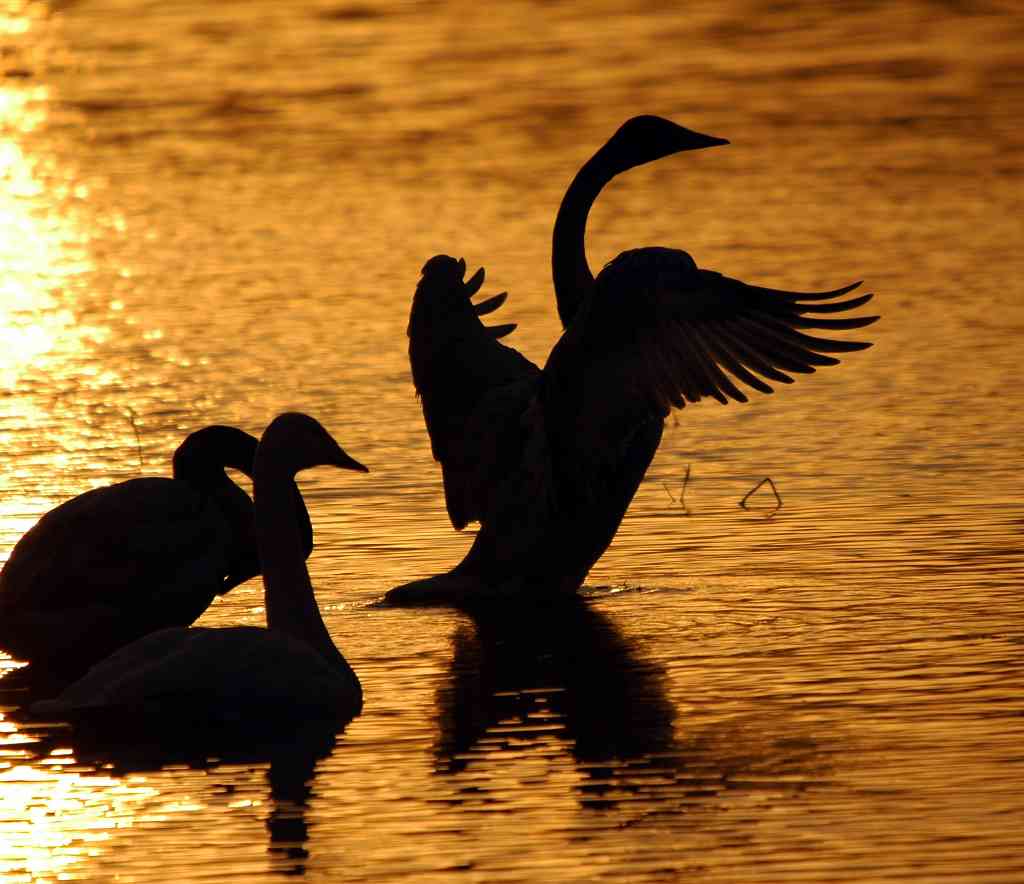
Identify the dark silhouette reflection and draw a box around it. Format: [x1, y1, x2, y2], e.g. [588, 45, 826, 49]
[435, 594, 679, 810]
[387, 115, 877, 606]
[265, 747, 318, 873]
[19, 713, 343, 879]
[435, 593, 833, 818]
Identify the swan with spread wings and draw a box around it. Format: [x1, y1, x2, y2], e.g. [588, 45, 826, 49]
[386, 116, 878, 605]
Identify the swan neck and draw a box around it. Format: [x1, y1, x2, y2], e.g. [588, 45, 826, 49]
[254, 462, 350, 674]
[552, 152, 615, 328]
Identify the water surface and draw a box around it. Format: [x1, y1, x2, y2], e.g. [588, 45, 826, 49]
[1, 1, 1022, 881]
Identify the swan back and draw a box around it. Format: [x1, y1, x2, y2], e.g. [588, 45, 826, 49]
[30, 626, 354, 720]
[0, 426, 267, 672]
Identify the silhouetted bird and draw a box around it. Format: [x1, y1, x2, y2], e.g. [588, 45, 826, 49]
[0, 424, 313, 676]
[29, 413, 367, 731]
[387, 116, 878, 605]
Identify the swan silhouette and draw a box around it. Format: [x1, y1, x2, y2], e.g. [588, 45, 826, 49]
[387, 116, 878, 605]
[0, 425, 313, 676]
[30, 412, 367, 729]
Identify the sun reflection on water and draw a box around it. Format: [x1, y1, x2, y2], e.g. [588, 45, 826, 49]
[0, 7, 151, 880]
[0, 3, 144, 514]
[0, 0, 1019, 878]
[0, 113, 99, 393]
[0, 720, 159, 883]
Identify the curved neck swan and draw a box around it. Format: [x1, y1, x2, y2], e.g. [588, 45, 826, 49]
[551, 115, 728, 329]
[172, 425, 258, 484]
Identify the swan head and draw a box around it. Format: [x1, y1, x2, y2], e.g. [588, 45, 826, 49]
[173, 425, 259, 480]
[602, 115, 728, 172]
[256, 413, 369, 477]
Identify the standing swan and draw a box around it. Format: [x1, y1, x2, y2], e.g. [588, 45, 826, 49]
[30, 413, 368, 728]
[0, 425, 313, 676]
[387, 116, 878, 605]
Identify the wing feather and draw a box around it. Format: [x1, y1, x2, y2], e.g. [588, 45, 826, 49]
[711, 321, 797, 384]
[734, 279, 864, 302]
[751, 314, 875, 354]
[731, 316, 827, 372]
[408, 257, 541, 530]
[692, 327, 770, 395]
[795, 292, 874, 314]
[542, 248, 877, 481]
[688, 325, 749, 402]
[674, 324, 731, 404]
[788, 314, 877, 331]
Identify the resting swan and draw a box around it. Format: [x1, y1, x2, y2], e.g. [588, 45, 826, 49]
[30, 412, 367, 728]
[0, 425, 313, 676]
[387, 116, 878, 605]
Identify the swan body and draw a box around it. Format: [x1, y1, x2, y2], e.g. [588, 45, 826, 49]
[31, 412, 367, 726]
[30, 627, 354, 728]
[0, 425, 313, 675]
[387, 116, 878, 605]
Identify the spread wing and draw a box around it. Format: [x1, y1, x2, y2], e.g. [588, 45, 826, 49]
[409, 257, 542, 530]
[542, 247, 878, 478]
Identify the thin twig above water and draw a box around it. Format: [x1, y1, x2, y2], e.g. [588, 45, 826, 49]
[125, 408, 143, 474]
[663, 464, 691, 514]
[740, 477, 782, 516]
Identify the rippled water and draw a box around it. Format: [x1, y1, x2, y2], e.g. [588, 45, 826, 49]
[0, 0, 1022, 880]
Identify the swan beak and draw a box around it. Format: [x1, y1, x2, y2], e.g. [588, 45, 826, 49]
[334, 451, 370, 473]
[473, 291, 507, 316]
[689, 131, 729, 149]
[464, 266, 485, 297]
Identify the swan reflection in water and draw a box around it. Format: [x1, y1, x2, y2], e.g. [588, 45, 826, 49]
[434, 592, 829, 816]
[434, 593, 677, 810]
[7, 710, 342, 878]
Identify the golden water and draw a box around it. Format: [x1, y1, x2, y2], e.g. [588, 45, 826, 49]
[0, 0, 1022, 880]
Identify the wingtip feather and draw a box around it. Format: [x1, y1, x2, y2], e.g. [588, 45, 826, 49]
[488, 323, 517, 339]
[473, 291, 508, 316]
[464, 267, 485, 297]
